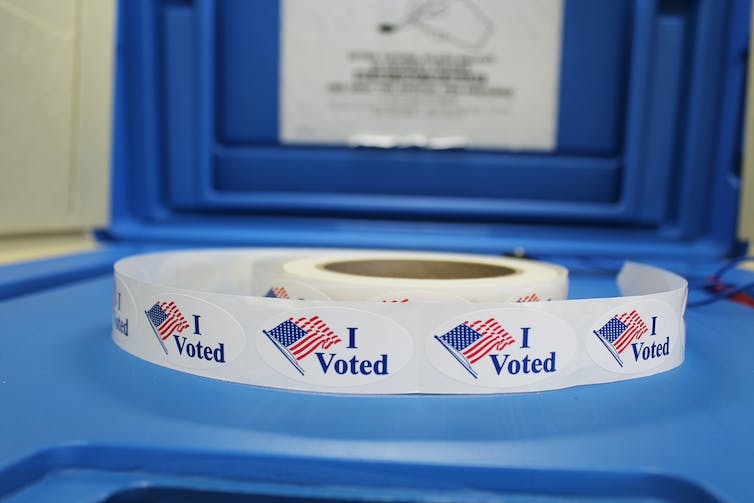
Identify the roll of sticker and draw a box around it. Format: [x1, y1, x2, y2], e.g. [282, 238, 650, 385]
[251, 249, 568, 303]
[112, 248, 688, 395]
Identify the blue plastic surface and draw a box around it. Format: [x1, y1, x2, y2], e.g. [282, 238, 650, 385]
[2, 0, 753, 500]
[0, 257, 753, 502]
[108, 0, 749, 258]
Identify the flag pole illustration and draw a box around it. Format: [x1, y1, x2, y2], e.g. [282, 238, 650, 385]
[435, 318, 515, 379]
[263, 316, 342, 376]
[593, 310, 648, 367]
[145, 301, 190, 354]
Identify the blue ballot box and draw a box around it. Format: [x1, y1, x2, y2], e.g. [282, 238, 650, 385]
[1, 0, 754, 501]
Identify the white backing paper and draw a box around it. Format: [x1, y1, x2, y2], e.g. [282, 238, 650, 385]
[113, 249, 688, 395]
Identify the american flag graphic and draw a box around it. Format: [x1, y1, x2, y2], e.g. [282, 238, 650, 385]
[435, 318, 515, 378]
[264, 287, 290, 299]
[264, 316, 342, 375]
[517, 293, 540, 303]
[593, 310, 648, 367]
[145, 301, 190, 354]
[146, 301, 190, 339]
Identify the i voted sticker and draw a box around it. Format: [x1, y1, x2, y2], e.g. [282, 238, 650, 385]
[427, 308, 577, 388]
[257, 308, 413, 387]
[587, 299, 680, 374]
[143, 294, 245, 369]
[112, 276, 137, 343]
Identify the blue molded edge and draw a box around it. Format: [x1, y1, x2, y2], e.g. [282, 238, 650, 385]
[0, 444, 725, 502]
[555, 0, 630, 154]
[0, 247, 135, 301]
[108, 0, 750, 260]
[102, 215, 742, 262]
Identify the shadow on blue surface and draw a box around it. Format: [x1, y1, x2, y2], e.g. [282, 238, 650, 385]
[2, 445, 723, 503]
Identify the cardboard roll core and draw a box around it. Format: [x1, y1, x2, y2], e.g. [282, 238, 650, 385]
[320, 259, 518, 280]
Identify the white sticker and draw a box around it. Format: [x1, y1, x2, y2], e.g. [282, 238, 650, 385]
[281, 0, 564, 150]
[257, 307, 413, 386]
[587, 300, 680, 374]
[112, 276, 137, 343]
[143, 294, 245, 369]
[427, 308, 576, 387]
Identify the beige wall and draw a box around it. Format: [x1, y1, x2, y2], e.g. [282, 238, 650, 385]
[740, 5, 754, 256]
[0, 0, 114, 237]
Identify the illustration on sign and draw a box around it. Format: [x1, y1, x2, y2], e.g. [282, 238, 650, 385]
[378, 0, 494, 52]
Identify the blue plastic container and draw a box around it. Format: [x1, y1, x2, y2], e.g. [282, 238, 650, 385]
[1, 0, 753, 501]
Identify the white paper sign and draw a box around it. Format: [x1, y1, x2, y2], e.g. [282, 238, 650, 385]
[280, 0, 564, 150]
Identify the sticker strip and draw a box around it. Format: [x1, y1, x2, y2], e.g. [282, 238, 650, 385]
[113, 249, 687, 394]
